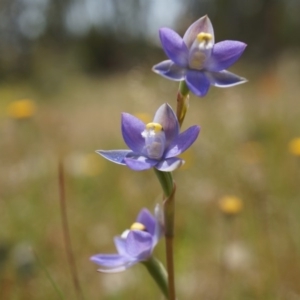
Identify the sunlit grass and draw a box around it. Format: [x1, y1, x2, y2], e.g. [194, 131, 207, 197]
[1, 57, 300, 299]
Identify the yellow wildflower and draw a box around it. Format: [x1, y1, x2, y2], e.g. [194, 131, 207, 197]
[7, 99, 36, 119]
[288, 137, 300, 156]
[219, 196, 243, 216]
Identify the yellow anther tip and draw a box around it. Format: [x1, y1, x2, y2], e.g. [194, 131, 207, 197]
[130, 222, 146, 231]
[197, 32, 212, 43]
[146, 122, 163, 133]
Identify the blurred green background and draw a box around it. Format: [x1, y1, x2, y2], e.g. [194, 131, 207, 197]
[1, 0, 300, 299]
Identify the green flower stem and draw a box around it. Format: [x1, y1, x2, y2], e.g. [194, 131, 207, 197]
[151, 77, 189, 300]
[154, 169, 176, 300]
[142, 257, 169, 299]
[176, 80, 190, 127]
[153, 169, 174, 197]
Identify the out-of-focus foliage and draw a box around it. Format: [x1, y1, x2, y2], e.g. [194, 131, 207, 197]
[0, 0, 300, 79]
[186, 0, 300, 57]
[1, 63, 300, 299]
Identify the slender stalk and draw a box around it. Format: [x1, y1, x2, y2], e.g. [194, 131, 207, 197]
[154, 169, 176, 300]
[163, 184, 176, 300]
[32, 248, 65, 300]
[164, 237, 175, 300]
[143, 257, 169, 298]
[176, 81, 190, 127]
[58, 161, 84, 300]
[153, 79, 189, 300]
[163, 183, 176, 238]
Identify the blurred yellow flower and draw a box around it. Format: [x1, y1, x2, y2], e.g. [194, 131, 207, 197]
[289, 138, 300, 156]
[7, 99, 36, 119]
[219, 196, 243, 216]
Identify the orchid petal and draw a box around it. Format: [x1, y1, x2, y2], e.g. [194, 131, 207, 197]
[121, 113, 145, 153]
[205, 70, 247, 87]
[114, 237, 128, 257]
[153, 103, 179, 146]
[155, 157, 184, 172]
[165, 125, 200, 158]
[205, 41, 247, 72]
[124, 156, 157, 171]
[136, 209, 156, 236]
[159, 28, 189, 67]
[97, 263, 137, 273]
[125, 231, 153, 260]
[153, 204, 164, 245]
[185, 70, 210, 97]
[90, 207, 163, 273]
[90, 254, 134, 273]
[152, 60, 186, 81]
[96, 150, 132, 165]
[183, 15, 214, 49]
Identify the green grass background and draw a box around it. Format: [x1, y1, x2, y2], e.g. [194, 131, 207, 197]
[1, 55, 300, 299]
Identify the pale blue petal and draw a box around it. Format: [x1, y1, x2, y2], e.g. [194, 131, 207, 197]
[152, 60, 186, 81]
[121, 113, 145, 153]
[205, 41, 247, 72]
[125, 231, 153, 260]
[153, 204, 164, 246]
[183, 15, 215, 49]
[153, 103, 179, 146]
[155, 157, 184, 172]
[96, 262, 137, 273]
[159, 28, 189, 67]
[90, 254, 136, 273]
[124, 156, 157, 171]
[205, 70, 247, 87]
[165, 125, 200, 158]
[136, 209, 156, 236]
[185, 70, 210, 97]
[114, 237, 128, 257]
[96, 150, 132, 165]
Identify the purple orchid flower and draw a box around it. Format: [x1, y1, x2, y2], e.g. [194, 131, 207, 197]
[90, 206, 163, 273]
[152, 15, 247, 97]
[96, 103, 200, 172]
